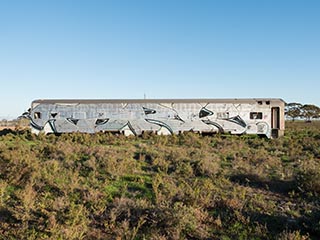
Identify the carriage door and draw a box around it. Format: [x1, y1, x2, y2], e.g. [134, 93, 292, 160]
[271, 107, 280, 129]
[271, 107, 280, 138]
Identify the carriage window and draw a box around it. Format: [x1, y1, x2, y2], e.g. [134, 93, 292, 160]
[217, 112, 229, 119]
[34, 112, 41, 119]
[250, 112, 263, 119]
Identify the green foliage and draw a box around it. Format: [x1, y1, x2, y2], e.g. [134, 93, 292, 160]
[286, 102, 320, 121]
[0, 122, 319, 239]
[286, 102, 303, 120]
[301, 105, 320, 121]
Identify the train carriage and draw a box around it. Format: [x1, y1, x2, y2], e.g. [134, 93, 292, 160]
[27, 98, 285, 138]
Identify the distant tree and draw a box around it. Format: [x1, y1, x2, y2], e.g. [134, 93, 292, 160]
[285, 102, 303, 121]
[301, 104, 320, 122]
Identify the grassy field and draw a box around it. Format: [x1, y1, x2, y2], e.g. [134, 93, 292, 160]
[0, 121, 319, 239]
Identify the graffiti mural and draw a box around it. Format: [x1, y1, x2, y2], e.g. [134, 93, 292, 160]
[25, 99, 285, 138]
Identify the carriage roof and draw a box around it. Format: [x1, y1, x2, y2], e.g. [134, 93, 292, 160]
[32, 98, 285, 105]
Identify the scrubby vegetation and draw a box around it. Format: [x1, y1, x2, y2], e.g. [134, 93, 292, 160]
[0, 118, 29, 130]
[0, 121, 319, 239]
[285, 103, 320, 121]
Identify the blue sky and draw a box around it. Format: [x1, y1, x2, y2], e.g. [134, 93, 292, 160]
[0, 0, 319, 118]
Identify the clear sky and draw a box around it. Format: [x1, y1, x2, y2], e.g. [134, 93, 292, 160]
[0, 0, 319, 119]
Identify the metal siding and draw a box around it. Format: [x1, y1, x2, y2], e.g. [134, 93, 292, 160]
[29, 98, 285, 138]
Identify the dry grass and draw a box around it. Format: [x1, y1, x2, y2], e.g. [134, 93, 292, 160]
[0, 121, 319, 239]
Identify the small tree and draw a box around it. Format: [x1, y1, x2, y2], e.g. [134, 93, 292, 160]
[301, 104, 320, 122]
[285, 102, 303, 121]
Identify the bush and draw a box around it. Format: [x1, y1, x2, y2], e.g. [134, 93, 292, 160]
[0, 121, 320, 239]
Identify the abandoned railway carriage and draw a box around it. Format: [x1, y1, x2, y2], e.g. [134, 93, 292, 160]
[28, 98, 285, 138]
